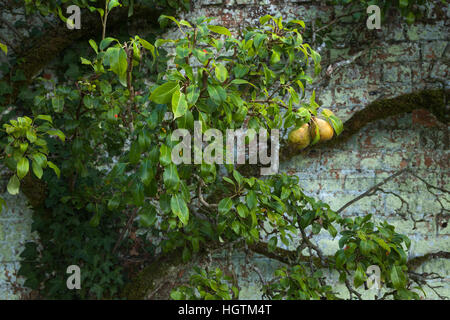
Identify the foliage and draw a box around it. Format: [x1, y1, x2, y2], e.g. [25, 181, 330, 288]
[170, 267, 239, 300]
[23, 0, 190, 16]
[18, 198, 127, 299]
[264, 266, 337, 300]
[2, 116, 64, 195]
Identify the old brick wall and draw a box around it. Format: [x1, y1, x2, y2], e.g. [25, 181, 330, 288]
[0, 0, 448, 299]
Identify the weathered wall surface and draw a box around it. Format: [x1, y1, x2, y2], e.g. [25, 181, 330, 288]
[0, 179, 37, 299]
[1, 0, 448, 299]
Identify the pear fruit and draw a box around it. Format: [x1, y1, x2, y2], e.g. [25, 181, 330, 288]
[288, 123, 311, 150]
[316, 118, 334, 142]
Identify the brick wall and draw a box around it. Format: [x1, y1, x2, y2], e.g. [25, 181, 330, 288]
[0, 0, 448, 299]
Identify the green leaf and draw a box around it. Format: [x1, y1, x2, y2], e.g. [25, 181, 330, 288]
[32, 153, 47, 168]
[17, 157, 29, 179]
[171, 90, 188, 119]
[218, 197, 233, 215]
[47, 161, 60, 178]
[51, 96, 64, 112]
[32, 160, 43, 179]
[236, 203, 248, 218]
[88, 39, 98, 54]
[149, 81, 180, 104]
[108, 0, 121, 11]
[99, 37, 117, 51]
[80, 57, 92, 65]
[207, 85, 226, 105]
[399, 0, 409, 8]
[207, 25, 232, 37]
[46, 129, 65, 142]
[35, 115, 53, 123]
[7, 175, 20, 195]
[289, 19, 305, 28]
[106, 47, 128, 86]
[215, 63, 228, 83]
[159, 144, 172, 166]
[270, 49, 281, 64]
[171, 194, 189, 226]
[170, 290, 184, 300]
[108, 195, 120, 210]
[186, 85, 200, 107]
[139, 159, 154, 186]
[163, 163, 180, 191]
[390, 266, 407, 290]
[328, 115, 343, 136]
[405, 11, 415, 24]
[353, 264, 366, 288]
[0, 42, 7, 55]
[139, 38, 157, 61]
[230, 79, 255, 87]
[246, 190, 257, 209]
[139, 206, 157, 227]
[26, 130, 37, 143]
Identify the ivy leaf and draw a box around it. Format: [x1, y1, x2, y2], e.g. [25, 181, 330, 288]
[172, 90, 188, 119]
[7, 175, 20, 195]
[171, 194, 189, 226]
[149, 81, 180, 104]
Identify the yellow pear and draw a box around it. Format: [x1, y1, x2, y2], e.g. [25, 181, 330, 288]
[288, 123, 311, 150]
[316, 118, 334, 142]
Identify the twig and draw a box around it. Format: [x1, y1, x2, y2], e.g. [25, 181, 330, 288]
[337, 168, 408, 214]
